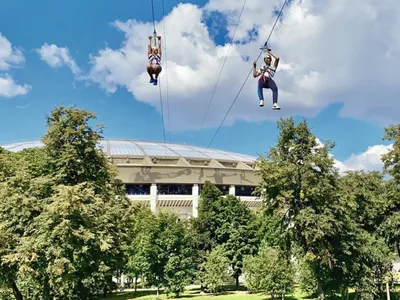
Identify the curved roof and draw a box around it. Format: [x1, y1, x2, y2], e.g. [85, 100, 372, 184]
[1, 139, 257, 163]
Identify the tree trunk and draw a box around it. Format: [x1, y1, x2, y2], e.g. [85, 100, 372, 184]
[386, 282, 390, 300]
[103, 285, 108, 298]
[318, 283, 325, 300]
[311, 260, 325, 300]
[10, 281, 23, 300]
[354, 290, 358, 300]
[43, 275, 51, 300]
[235, 273, 239, 290]
[134, 277, 137, 293]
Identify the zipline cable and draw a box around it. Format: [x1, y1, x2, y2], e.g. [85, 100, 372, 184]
[194, 0, 248, 145]
[161, 0, 171, 143]
[150, 0, 167, 145]
[200, 0, 288, 157]
[150, 0, 156, 32]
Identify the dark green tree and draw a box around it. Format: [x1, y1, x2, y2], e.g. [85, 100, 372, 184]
[380, 124, 400, 257]
[9, 105, 134, 299]
[255, 117, 341, 299]
[214, 195, 259, 289]
[193, 181, 259, 290]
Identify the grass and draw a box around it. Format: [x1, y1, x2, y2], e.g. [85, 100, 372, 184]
[97, 285, 317, 300]
[97, 284, 400, 300]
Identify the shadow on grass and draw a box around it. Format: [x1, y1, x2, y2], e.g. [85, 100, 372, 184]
[97, 289, 200, 300]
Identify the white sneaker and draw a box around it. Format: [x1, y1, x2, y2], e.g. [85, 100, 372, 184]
[272, 103, 281, 110]
[259, 100, 264, 107]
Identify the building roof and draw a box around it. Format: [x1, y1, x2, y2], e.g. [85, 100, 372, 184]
[1, 139, 257, 163]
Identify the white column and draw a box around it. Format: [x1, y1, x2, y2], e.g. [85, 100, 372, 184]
[150, 183, 157, 213]
[121, 273, 125, 289]
[229, 185, 235, 196]
[192, 184, 199, 218]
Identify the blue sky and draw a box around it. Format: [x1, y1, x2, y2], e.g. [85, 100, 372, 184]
[0, 0, 395, 167]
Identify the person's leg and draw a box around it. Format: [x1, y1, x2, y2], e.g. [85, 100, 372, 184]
[147, 64, 155, 83]
[153, 65, 162, 85]
[267, 78, 278, 104]
[257, 79, 265, 107]
[267, 78, 280, 109]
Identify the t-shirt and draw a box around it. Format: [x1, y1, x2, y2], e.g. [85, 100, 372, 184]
[148, 53, 161, 65]
[258, 65, 276, 78]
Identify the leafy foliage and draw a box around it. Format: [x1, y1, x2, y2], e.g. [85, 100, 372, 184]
[0, 105, 134, 299]
[243, 246, 295, 298]
[200, 246, 230, 293]
[193, 182, 259, 290]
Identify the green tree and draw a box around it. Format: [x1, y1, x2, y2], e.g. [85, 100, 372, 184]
[194, 182, 259, 290]
[243, 246, 295, 299]
[129, 210, 196, 298]
[2, 105, 134, 299]
[125, 205, 159, 291]
[297, 255, 318, 297]
[193, 181, 222, 253]
[157, 212, 197, 298]
[380, 124, 400, 257]
[0, 148, 47, 300]
[201, 246, 230, 293]
[192, 181, 222, 290]
[255, 117, 341, 299]
[215, 195, 259, 289]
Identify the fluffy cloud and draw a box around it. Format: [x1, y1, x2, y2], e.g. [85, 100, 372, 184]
[334, 144, 392, 175]
[0, 33, 31, 97]
[42, 0, 400, 130]
[37, 43, 81, 75]
[314, 137, 392, 175]
[0, 75, 30, 98]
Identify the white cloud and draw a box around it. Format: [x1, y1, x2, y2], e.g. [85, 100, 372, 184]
[0, 33, 25, 71]
[0, 33, 31, 98]
[51, 0, 400, 130]
[315, 137, 392, 175]
[37, 43, 81, 75]
[334, 144, 392, 175]
[0, 74, 31, 98]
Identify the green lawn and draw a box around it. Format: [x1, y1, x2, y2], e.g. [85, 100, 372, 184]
[96, 285, 319, 300]
[97, 284, 400, 300]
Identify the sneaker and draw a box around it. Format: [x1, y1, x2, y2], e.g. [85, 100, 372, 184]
[153, 79, 158, 86]
[259, 100, 264, 107]
[272, 103, 281, 110]
[150, 78, 155, 83]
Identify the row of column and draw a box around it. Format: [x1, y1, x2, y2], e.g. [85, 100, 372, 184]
[149, 183, 236, 217]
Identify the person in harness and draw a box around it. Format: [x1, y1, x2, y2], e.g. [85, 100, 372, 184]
[253, 48, 280, 110]
[147, 34, 162, 86]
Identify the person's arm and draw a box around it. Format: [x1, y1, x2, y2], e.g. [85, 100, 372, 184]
[157, 36, 162, 56]
[268, 49, 280, 69]
[148, 36, 152, 55]
[253, 60, 260, 78]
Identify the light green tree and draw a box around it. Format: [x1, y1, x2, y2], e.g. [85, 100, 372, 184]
[243, 246, 295, 299]
[201, 246, 230, 293]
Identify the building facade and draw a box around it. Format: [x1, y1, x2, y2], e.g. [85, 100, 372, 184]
[1, 139, 263, 218]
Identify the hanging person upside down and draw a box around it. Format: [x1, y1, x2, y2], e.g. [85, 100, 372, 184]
[147, 35, 162, 86]
[253, 48, 280, 110]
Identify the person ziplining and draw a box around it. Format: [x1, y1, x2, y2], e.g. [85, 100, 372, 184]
[253, 47, 280, 110]
[147, 32, 162, 86]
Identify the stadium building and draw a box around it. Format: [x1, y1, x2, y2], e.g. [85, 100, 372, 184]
[1, 139, 262, 219]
